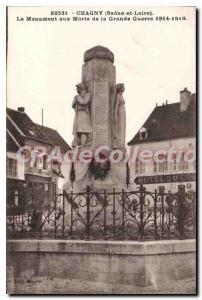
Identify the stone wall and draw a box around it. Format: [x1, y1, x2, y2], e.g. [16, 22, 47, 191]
[7, 239, 196, 294]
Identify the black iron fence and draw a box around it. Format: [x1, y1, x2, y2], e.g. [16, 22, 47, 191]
[6, 185, 196, 240]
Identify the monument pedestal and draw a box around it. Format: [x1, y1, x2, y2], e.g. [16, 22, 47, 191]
[91, 162, 130, 192]
[63, 160, 131, 193]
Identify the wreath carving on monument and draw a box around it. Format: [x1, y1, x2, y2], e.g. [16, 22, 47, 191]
[89, 153, 111, 180]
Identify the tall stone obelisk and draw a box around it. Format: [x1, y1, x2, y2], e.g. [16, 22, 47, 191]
[82, 46, 116, 150]
[64, 46, 129, 192]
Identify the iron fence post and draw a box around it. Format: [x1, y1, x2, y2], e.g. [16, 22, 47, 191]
[112, 188, 116, 240]
[104, 190, 107, 240]
[21, 214, 24, 239]
[126, 161, 130, 189]
[154, 189, 158, 240]
[54, 190, 57, 239]
[70, 190, 73, 238]
[161, 190, 165, 239]
[122, 189, 125, 240]
[139, 184, 144, 239]
[12, 214, 15, 238]
[168, 191, 171, 239]
[178, 185, 185, 239]
[86, 186, 90, 240]
[62, 191, 65, 239]
[193, 193, 196, 237]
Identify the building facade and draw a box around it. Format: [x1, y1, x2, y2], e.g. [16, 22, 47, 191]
[128, 88, 196, 193]
[6, 107, 71, 209]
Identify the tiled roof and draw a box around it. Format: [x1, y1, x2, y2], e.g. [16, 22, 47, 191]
[6, 108, 50, 143]
[6, 108, 71, 151]
[6, 133, 20, 152]
[128, 94, 196, 145]
[35, 124, 71, 153]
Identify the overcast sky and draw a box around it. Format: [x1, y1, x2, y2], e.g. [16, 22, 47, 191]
[7, 6, 196, 146]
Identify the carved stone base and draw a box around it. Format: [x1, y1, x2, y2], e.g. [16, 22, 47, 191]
[63, 160, 133, 193]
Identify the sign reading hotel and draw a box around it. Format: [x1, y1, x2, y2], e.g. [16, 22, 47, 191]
[135, 173, 196, 185]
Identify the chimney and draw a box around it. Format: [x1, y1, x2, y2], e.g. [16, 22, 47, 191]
[17, 107, 25, 113]
[180, 88, 191, 112]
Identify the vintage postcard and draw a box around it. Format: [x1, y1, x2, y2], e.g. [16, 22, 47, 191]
[6, 6, 196, 294]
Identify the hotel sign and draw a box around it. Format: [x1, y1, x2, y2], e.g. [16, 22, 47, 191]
[134, 173, 196, 185]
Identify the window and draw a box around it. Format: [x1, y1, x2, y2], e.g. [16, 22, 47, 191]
[178, 153, 189, 171]
[43, 155, 47, 170]
[140, 132, 146, 139]
[44, 183, 49, 191]
[153, 155, 168, 173]
[154, 162, 157, 173]
[135, 159, 145, 175]
[140, 162, 146, 174]
[14, 190, 19, 206]
[28, 130, 36, 136]
[33, 157, 37, 168]
[159, 160, 168, 172]
[7, 158, 17, 177]
[135, 160, 139, 174]
[38, 183, 43, 190]
[30, 155, 38, 168]
[140, 127, 148, 140]
[38, 158, 43, 170]
[28, 182, 32, 188]
[172, 154, 177, 171]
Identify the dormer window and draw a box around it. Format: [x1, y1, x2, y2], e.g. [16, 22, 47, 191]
[29, 130, 36, 136]
[140, 127, 148, 140]
[141, 132, 146, 139]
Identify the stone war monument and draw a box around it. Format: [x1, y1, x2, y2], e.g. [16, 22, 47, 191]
[64, 45, 129, 192]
